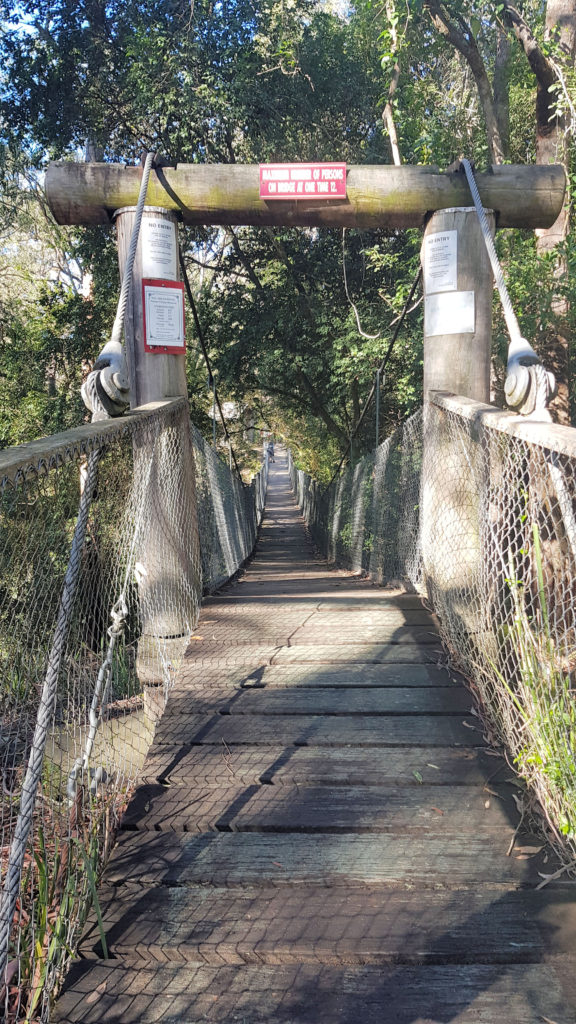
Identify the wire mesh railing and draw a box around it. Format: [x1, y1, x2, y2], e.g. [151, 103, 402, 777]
[193, 426, 268, 593]
[288, 409, 423, 584]
[291, 395, 576, 865]
[422, 394, 576, 862]
[0, 400, 266, 1022]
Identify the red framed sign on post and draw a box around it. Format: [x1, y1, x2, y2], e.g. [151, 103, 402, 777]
[259, 163, 347, 200]
[142, 279, 186, 354]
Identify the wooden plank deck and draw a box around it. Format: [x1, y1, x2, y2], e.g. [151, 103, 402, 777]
[56, 449, 576, 1024]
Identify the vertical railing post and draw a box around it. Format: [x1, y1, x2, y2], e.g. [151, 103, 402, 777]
[115, 206, 200, 720]
[420, 207, 494, 610]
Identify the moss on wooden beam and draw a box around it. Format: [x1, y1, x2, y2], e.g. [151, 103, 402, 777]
[45, 162, 566, 230]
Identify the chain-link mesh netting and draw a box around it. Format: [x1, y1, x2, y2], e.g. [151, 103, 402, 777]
[288, 409, 423, 585]
[0, 400, 265, 1022]
[292, 396, 576, 864]
[422, 394, 576, 861]
[192, 426, 268, 592]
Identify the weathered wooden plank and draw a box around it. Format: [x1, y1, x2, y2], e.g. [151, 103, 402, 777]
[302, 609, 436, 623]
[163, 686, 471, 717]
[104, 832, 549, 888]
[184, 627, 439, 647]
[174, 663, 459, 691]
[196, 610, 310, 625]
[139, 744, 506, 788]
[152, 713, 485, 747]
[202, 593, 426, 609]
[186, 624, 440, 645]
[45, 162, 566, 230]
[287, 626, 441, 644]
[78, 883, 576, 964]
[55, 958, 576, 1024]
[55, 959, 576, 1024]
[270, 644, 443, 664]
[240, 563, 325, 573]
[181, 644, 282, 667]
[226, 580, 406, 597]
[120, 782, 515, 833]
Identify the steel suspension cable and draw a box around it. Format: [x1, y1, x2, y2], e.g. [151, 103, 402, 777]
[460, 158, 530, 359]
[111, 152, 156, 349]
[461, 157, 555, 417]
[178, 247, 244, 482]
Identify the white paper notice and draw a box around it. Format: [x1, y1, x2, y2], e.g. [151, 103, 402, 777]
[144, 285, 184, 348]
[142, 218, 177, 281]
[425, 291, 475, 336]
[424, 231, 457, 294]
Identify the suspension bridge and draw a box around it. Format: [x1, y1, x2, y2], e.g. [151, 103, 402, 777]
[52, 448, 576, 1023]
[1, 158, 576, 1022]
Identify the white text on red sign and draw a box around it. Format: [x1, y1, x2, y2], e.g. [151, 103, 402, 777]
[259, 163, 347, 200]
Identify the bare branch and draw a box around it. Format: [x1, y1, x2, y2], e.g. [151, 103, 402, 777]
[424, 0, 505, 164]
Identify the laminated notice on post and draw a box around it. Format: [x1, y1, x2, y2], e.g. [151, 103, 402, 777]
[143, 279, 185, 354]
[424, 231, 457, 294]
[141, 218, 177, 281]
[425, 290, 475, 336]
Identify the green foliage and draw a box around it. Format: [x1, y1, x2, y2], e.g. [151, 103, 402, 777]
[0, 284, 109, 446]
[0, 0, 574, 456]
[492, 229, 576, 397]
[197, 223, 423, 476]
[10, 820, 109, 1023]
[281, 407, 342, 483]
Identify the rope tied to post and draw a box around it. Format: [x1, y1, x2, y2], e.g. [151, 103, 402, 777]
[460, 158, 556, 421]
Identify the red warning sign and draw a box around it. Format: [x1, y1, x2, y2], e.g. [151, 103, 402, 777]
[259, 163, 347, 200]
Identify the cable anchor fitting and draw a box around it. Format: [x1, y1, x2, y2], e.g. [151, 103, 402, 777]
[82, 341, 131, 420]
[505, 351, 556, 421]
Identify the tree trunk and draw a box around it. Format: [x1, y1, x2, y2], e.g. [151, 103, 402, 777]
[382, 61, 402, 166]
[536, 0, 575, 249]
[424, 0, 506, 164]
[493, 29, 511, 159]
[382, 0, 403, 167]
[502, 0, 575, 420]
[537, 0, 576, 422]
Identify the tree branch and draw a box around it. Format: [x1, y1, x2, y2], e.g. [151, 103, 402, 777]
[424, 0, 505, 163]
[381, 1, 403, 166]
[500, 1, 556, 88]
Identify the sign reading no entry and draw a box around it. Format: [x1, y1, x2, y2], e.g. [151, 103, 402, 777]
[259, 163, 347, 200]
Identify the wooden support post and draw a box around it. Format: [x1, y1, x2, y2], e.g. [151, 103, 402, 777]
[422, 208, 494, 405]
[420, 207, 495, 623]
[115, 206, 187, 407]
[115, 206, 200, 721]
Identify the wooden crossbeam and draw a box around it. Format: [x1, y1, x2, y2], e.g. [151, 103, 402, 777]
[45, 162, 565, 230]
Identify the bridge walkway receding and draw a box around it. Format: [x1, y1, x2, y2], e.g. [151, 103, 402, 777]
[56, 450, 576, 1023]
